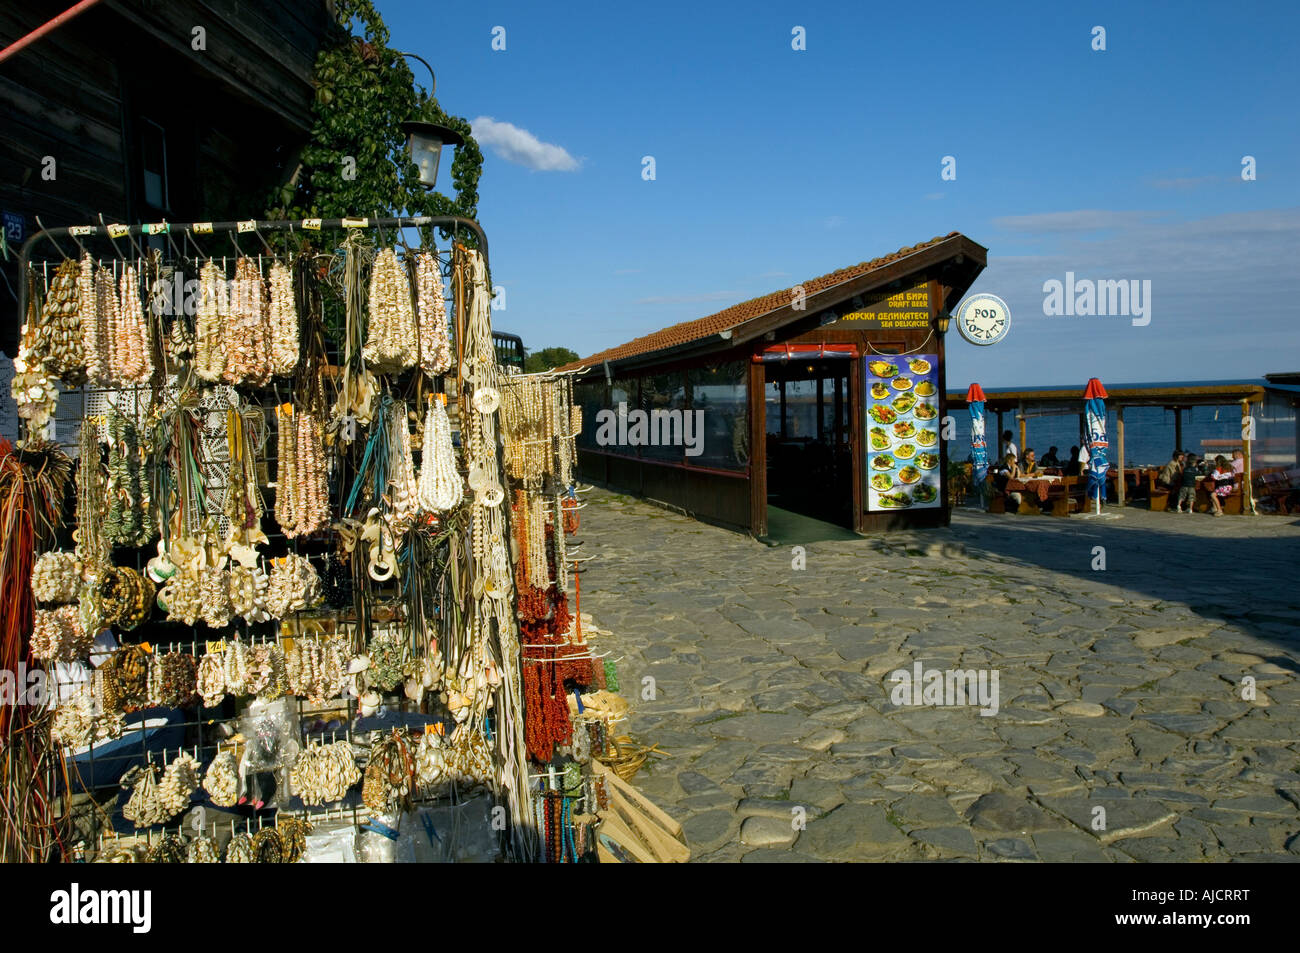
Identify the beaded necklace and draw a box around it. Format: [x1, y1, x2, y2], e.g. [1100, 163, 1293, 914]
[414, 250, 452, 377]
[364, 248, 417, 373]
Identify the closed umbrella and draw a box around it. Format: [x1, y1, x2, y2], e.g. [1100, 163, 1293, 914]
[1083, 378, 1110, 515]
[966, 383, 989, 507]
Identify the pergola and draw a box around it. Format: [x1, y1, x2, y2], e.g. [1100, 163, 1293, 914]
[945, 379, 1269, 506]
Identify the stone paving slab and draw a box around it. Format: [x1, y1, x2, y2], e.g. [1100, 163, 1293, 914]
[581, 491, 1300, 862]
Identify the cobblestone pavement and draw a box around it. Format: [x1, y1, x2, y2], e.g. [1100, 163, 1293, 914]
[577, 490, 1300, 862]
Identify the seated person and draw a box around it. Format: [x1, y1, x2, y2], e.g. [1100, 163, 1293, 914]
[993, 453, 1023, 508]
[1040, 446, 1061, 469]
[1209, 455, 1235, 516]
[1020, 448, 1043, 477]
[1064, 445, 1082, 476]
[1231, 449, 1245, 486]
[1157, 450, 1184, 491]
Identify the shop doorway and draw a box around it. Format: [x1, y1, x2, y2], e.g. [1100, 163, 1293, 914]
[764, 359, 855, 528]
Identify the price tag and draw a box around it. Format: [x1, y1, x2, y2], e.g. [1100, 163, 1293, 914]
[144, 222, 169, 235]
[68, 226, 94, 238]
[205, 639, 226, 655]
[301, 218, 322, 230]
[139, 642, 153, 654]
[237, 220, 256, 233]
[341, 217, 368, 228]
[107, 223, 130, 238]
[192, 222, 214, 234]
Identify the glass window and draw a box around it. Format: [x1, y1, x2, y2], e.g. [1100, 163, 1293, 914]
[141, 119, 169, 211]
[765, 380, 783, 438]
[596, 377, 638, 458]
[639, 372, 687, 462]
[686, 361, 748, 470]
[574, 380, 606, 450]
[783, 378, 817, 439]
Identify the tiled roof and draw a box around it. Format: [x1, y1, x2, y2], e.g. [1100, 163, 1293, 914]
[560, 232, 963, 372]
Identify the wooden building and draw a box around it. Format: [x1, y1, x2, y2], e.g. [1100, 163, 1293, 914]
[0, 0, 334, 353]
[564, 232, 988, 536]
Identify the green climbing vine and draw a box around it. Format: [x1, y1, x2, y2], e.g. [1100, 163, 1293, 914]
[267, 0, 483, 243]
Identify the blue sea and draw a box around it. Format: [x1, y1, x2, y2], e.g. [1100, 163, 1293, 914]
[949, 405, 1260, 468]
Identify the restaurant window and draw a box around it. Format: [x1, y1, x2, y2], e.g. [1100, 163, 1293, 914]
[574, 380, 606, 450]
[686, 361, 748, 470]
[600, 376, 639, 458]
[141, 118, 169, 211]
[639, 372, 687, 463]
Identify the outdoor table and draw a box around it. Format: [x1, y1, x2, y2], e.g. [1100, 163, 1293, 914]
[1006, 477, 1058, 502]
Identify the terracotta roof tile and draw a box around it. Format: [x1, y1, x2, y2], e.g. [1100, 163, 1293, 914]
[561, 232, 962, 372]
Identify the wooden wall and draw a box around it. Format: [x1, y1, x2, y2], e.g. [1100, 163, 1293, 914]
[0, 0, 331, 352]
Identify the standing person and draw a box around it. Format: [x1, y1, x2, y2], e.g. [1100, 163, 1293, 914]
[1001, 430, 1019, 463]
[1209, 455, 1235, 516]
[1176, 453, 1202, 513]
[1041, 446, 1061, 469]
[1157, 450, 1185, 493]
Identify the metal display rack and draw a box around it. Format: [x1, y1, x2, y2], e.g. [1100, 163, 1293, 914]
[19, 213, 513, 862]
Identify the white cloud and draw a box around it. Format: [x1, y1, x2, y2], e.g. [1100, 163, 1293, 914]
[469, 116, 580, 172]
[634, 290, 739, 306]
[992, 209, 1167, 233]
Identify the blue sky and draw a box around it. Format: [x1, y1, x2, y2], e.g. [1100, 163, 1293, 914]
[382, 0, 1300, 387]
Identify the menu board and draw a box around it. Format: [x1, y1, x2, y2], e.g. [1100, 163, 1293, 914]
[865, 354, 941, 511]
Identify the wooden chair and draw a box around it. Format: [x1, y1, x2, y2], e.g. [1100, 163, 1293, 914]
[986, 474, 1005, 513]
[1147, 471, 1171, 511]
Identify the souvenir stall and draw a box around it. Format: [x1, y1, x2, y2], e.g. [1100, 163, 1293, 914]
[3, 215, 668, 863]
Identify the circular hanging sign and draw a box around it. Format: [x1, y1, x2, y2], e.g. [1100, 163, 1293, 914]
[955, 293, 1011, 346]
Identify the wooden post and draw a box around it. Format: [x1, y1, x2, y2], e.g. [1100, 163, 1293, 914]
[997, 409, 1004, 460]
[1242, 398, 1254, 515]
[1117, 405, 1126, 506]
[749, 360, 767, 536]
[1018, 401, 1027, 460]
[1174, 406, 1183, 453]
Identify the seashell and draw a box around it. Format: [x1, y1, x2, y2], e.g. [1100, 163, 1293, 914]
[479, 485, 504, 508]
[403, 677, 422, 701]
[472, 387, 499, 414]
[466, 466, 489, 493]
[359, 690, 381, 717]
[348, 654, 370, 674]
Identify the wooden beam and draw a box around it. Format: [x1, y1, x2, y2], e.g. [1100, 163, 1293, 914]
[1117, 405, 1126, 506]
[1018, 401, 1027, 462]
[1241, 399, 1254, 515]
[748, 359, 767, 536]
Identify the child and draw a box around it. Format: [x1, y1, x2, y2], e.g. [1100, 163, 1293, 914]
[1210, 455, 1235, 516]
[1175, 454, 1201, 513]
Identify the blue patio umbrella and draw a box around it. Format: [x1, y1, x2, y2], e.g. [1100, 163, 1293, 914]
[966, 383, 989, 495]
[1083, 378, 1110, 509]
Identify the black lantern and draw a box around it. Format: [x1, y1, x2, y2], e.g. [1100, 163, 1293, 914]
[401, 120, 464, 191]
[935, 311, 952, 335]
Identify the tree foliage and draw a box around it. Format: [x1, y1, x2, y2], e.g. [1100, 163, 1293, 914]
[267, 0, 483, 242]
[524, 347, 580, 373]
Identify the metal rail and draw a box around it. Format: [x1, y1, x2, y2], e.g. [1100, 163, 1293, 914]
[16, 214, 489, 320]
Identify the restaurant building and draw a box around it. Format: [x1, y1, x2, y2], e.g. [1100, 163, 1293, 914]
[563, 232, 988, 536]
